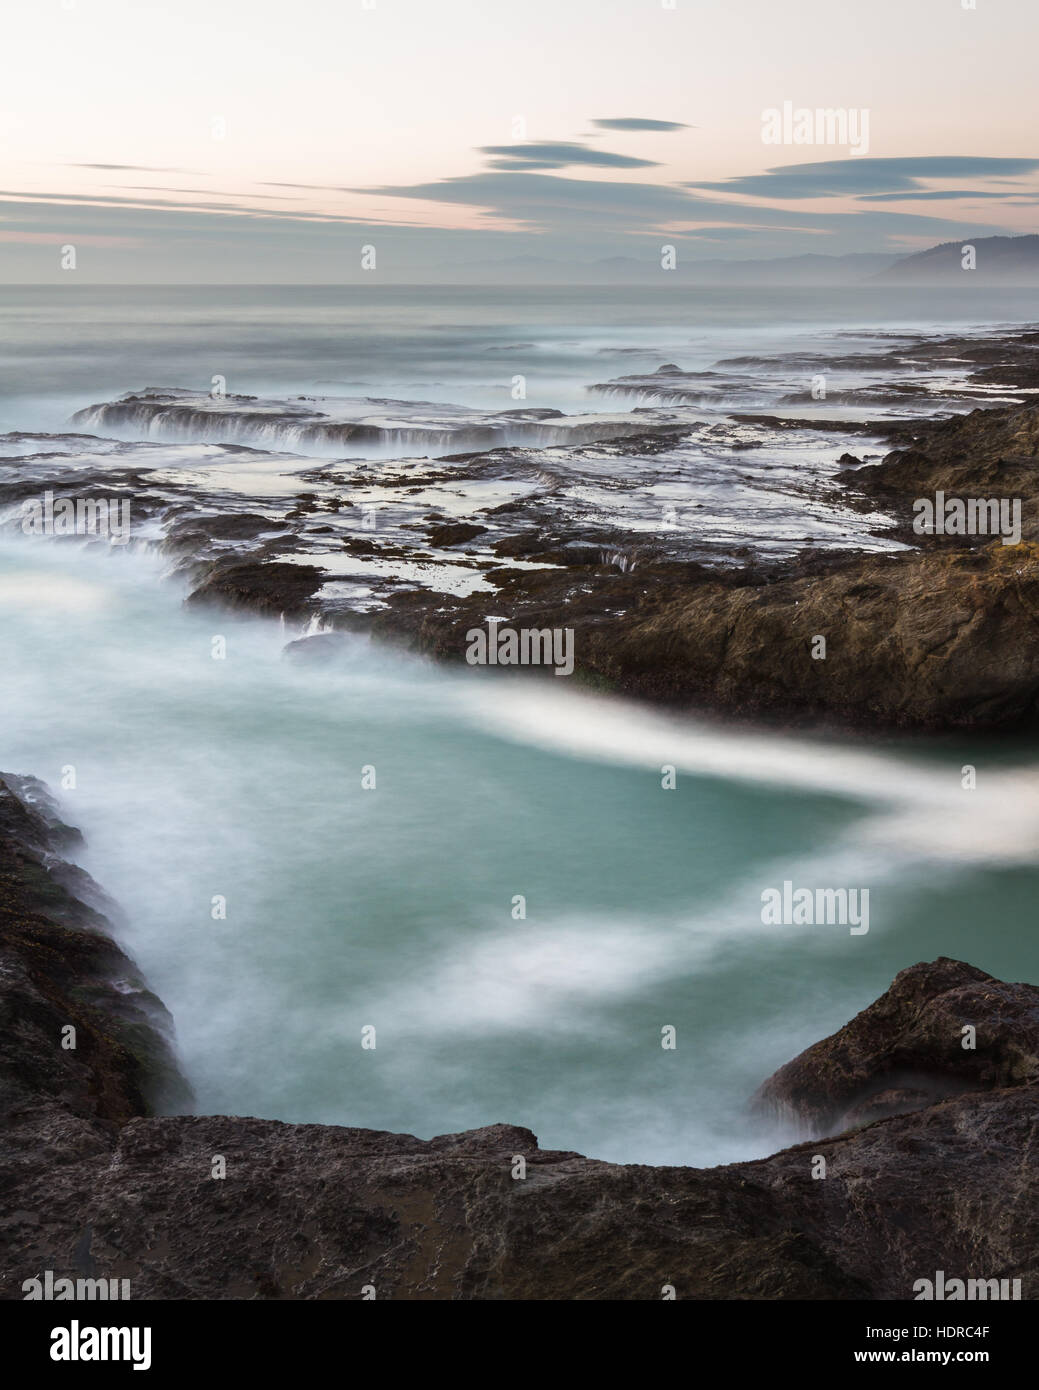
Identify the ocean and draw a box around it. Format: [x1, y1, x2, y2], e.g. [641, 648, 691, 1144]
[2, 282, 1039, 1165]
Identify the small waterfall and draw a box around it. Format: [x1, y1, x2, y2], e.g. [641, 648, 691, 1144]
[601, 549, 637, 572]
[69, 394, 671, 459]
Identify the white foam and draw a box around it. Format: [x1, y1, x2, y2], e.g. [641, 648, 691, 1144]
[464, 682, 1039, 864]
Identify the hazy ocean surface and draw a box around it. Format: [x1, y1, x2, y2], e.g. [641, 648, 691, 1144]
[2, 284, 1039, 1164]
[4, 282, 1039, 429]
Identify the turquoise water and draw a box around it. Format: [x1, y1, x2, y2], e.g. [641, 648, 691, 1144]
[2, 535, 1038, 1165]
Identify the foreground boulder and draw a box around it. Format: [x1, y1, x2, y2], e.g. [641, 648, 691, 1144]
[753, 957, 1039, 1134]
[2, 776, 1038, 1300]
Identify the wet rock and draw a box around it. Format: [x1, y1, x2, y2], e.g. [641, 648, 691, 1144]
[427, 522, 486, 547]
[372, 537, 1039, 730]
[846, 401, 1039, 543]
[579, 540, 1039, 727]
[363, 396, 1039, 730]
[753, 957, 1039, 1135]
[165, 513, 288, 545]
[492, 534, 543, 558]
[185, 561, 326, 617]
[282, 632, 355, 663]
[0, 775, 188, 1136]
[840, 1087, 935, 1128]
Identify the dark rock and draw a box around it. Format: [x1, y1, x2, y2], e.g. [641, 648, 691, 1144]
[492, 534, 543, 558]
[164, 513, 288, 545]
[846, 402, 1039, 542]
[186, 561, 325, 617]
[840, 1087, 934, 1128]
[282, 632, 355, 663]
[372, 538, 1039, 730]
[427, 522, 486, 547]
[0, 775, 188, 1137]
[753, 957, 1039, 1135]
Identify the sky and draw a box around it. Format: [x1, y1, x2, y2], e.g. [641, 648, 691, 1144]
[1, 0, 1037, 281]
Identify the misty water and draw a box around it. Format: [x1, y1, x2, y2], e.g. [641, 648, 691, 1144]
[3, 285, 1039, 1164]
[4, 535, 1039, 1164]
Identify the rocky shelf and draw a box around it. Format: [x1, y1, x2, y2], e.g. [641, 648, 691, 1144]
[5, 328, 1039, 731]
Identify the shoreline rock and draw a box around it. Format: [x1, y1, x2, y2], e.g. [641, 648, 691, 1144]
[136, 333, 1039, 732]
[367, 538, 1039, 730]
[753, 957, 1039, 1134]
[0, 773, 186, 1129]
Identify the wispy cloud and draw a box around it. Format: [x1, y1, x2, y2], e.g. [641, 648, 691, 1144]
[260, 182, 354, 192]
[689, 156, 1039, 200]
[63, 163, 197, 174]
[354, 167, 997, 246]
[476, 142, 659, 170]
[0, 189, 369, 225]
[591, 118, 691, 132]
[855, 189, 1030, 202]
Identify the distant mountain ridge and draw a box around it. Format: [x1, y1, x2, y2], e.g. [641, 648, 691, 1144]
[876, 234, 1039, 284]
[435, 235, 1039, 285]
